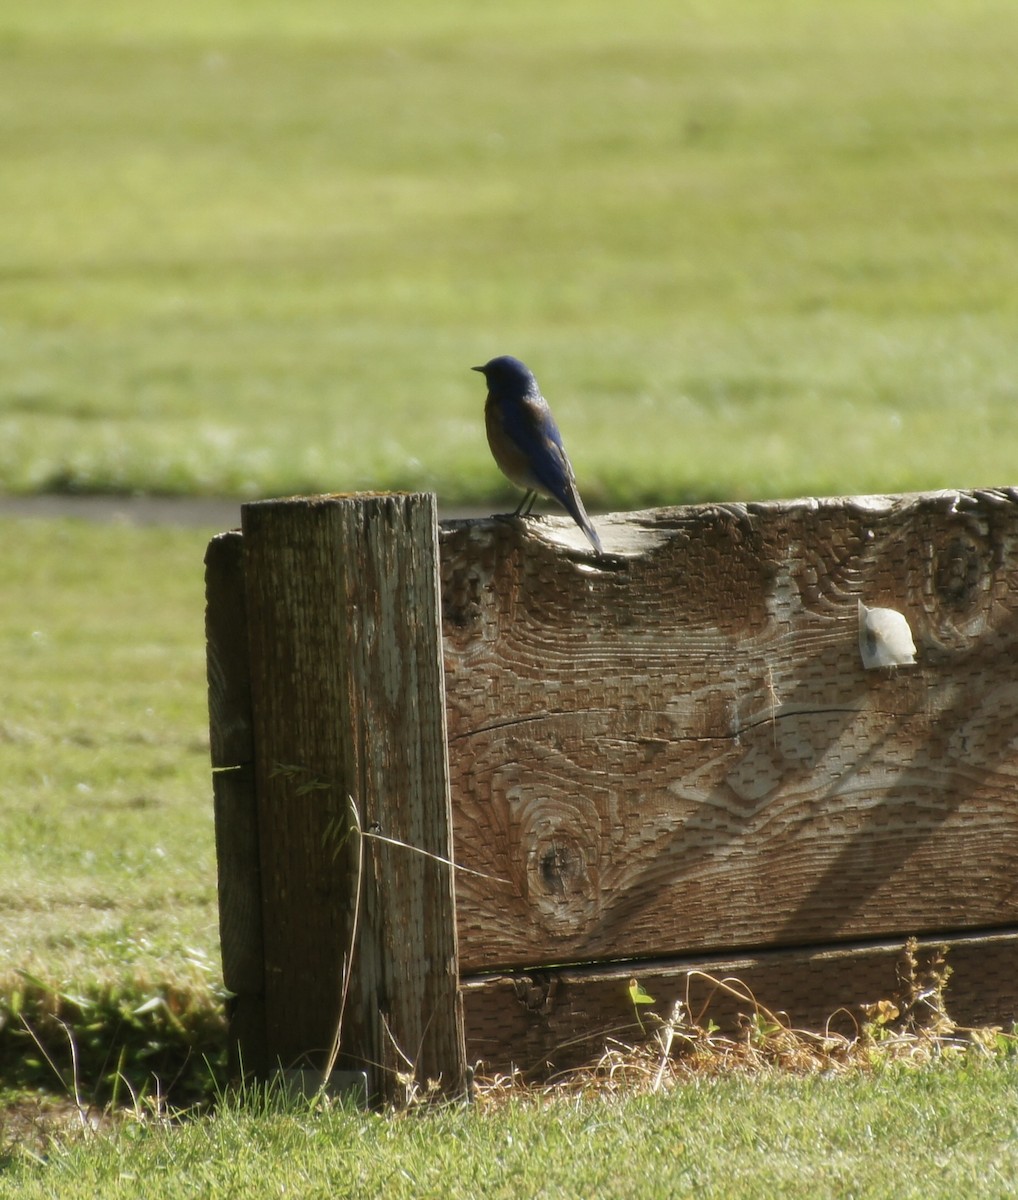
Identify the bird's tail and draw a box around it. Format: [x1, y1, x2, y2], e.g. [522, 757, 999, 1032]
[561, 488, 603, 555]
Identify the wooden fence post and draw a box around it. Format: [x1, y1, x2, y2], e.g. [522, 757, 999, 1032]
[212, 493, 465, 1102]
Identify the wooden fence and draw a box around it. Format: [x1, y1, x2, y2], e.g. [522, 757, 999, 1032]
[205, 488, 1018, 1102]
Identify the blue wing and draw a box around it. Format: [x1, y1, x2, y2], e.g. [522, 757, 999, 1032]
[500, 395, 603, 554]
[500, 396, 571, 500]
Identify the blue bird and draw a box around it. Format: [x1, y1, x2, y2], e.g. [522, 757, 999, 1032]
[472, 355, 603, 555]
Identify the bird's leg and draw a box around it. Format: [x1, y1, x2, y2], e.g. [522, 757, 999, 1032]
[513, 490, 536, 517]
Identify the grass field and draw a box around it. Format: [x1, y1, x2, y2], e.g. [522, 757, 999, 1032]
[1, 521, 216, 986]
[4, 0, 1018, 1192]
[2, 0, 1018, 504]
[0, 518, 223, 1104]
[4, 1061, 1018, 1198]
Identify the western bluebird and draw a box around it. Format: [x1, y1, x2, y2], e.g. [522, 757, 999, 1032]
[472, 355, 603, 555]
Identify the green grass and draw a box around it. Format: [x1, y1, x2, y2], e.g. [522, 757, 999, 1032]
[0, 518, 222, 1098]
[4, 1062, 1018, 1198]
[2, 0, 1018, 504]
[0, 520, 217, 983]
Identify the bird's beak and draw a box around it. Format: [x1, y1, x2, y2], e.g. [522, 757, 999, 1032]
[471, 365, 484, 373]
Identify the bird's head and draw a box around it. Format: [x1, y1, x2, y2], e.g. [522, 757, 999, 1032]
[471, 355, 539, 398]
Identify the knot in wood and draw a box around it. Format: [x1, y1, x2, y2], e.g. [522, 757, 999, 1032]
[441, 566, 485, 640]
[539, 844, 580, 895]
[521, 797, 601, 931]
[934, 536, 982, 608]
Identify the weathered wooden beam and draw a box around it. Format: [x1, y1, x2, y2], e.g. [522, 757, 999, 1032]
[462, 929, 1018, 1076]
[209, 489, 1018, 1091]
[440, 489, 1018, 972]
[205, 530, 266, 1076]
[237, 493, 465, 1102]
